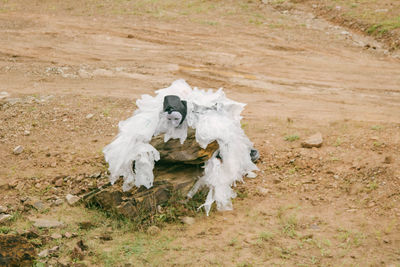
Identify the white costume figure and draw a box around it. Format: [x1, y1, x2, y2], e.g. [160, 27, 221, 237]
[103, 80, 259, 215]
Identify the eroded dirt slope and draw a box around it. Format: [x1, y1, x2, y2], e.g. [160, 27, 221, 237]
[0, 1, 399, 266]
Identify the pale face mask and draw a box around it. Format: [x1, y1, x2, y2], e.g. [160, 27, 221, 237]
[166, 111, 183, 128]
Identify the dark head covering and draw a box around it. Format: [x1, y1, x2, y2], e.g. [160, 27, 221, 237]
[163, 95, 187, 125]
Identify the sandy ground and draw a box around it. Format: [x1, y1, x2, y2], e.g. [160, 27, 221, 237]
[0, 1, 399, 266]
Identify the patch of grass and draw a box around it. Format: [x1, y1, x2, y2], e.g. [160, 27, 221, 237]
[228, 237, 238, 246]
[367, 181, 379, 191]
[0, 226, 12, 234]
[284, 134, 299, 142]
[370, 125, 383, 130]
[334, 137, 342, 146]
[281, 215, 298, 238]
[258, 231, 274, 242]
[367, 16, 400, 36]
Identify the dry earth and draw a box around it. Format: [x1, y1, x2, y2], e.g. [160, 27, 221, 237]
[0, 0, 399, 266]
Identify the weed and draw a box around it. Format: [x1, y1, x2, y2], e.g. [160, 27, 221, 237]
[282, 215, 297, 238]
[367, 181, 379, 191]
[334, 137, 342, 146]
[284, 134, 299, 142]
[228, 237, 238, 246]
[0, 226, 11, 234]
[258, 231, 274, 242]
[371, 125, 383, 130]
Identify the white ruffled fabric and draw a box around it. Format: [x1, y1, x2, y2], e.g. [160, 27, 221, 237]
[103, 79, 258, 214]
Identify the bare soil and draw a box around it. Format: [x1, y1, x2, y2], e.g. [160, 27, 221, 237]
[0, 0, 399, 266]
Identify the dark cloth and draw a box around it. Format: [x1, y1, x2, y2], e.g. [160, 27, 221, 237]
[163, 95, 187, 125]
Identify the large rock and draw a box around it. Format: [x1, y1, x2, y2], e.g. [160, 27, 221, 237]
[0, 235, 36, 266]
[150, 128, 218, 164]
[301, 132, 323, 148]
[32, 219, 64, 228]
[87, 129, 216, 219]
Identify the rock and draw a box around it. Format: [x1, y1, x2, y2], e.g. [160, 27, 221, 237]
[51, 233, 62, 239]
[301, 133, 323, 148]
[85, 129, 217, 220]
[64, 232, 72, 238]
[54, 199, 64, 206]
[66, 194, 80, 206]
[0, 206, 7, 213]
[150, 128, 218, 164]
[38, 249, 49, 258]
[32, 219, 64, 228]
[256, 186, 269, 196]
[0, 234, 36, 266]
[147, 225, 161, 236]
[0, 214, 11, 223]
[90, 172, 101, 178]
[32, 201, 46, 211]
[383, 156, 392, 164]
[38, 246, 59, 258]
[13, 145, 24, 155]
[78, 69, 92, 79]
[0, 91, 10, 100]
[85, 113, 94, 119]
[55, 178, 63, 187]
[93, 68, 113, 77]
[23, 130, 30, 136]
[49, 246, 60, 254]
[181, 216, 195, 225]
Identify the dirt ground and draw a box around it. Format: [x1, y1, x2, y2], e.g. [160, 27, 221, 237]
[0, 0, 400, 266]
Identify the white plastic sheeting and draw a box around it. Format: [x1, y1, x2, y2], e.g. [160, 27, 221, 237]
[103, 79, 258, 214]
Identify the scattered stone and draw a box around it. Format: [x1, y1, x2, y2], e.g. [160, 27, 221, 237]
[23, 130, 30, 136]
[0, 91, 10, 99]
[38, 249, 49, 258]
[13, 145, 24, 155]
[384, 156, 392, 164]
[51, 233, 62, 239]
[256, 186, 269, 196]
[0, 214, 12, 223]
[273, 178, 282, 184]
[64, 232, 72, 238]
[0, 234, 36, 266]
[85, 113, 94, 119]
[93, 68, 113, 77]
[38, 246, 59, 258]
[66, 194, 80, 206]
[91, 172, 101, 178]
[301, 133, 323, 148]
[32, 201, 46, 211]
[147, 225, 161, 236]
[182, 216, 195, 225]
[55, 179, 63, 187]
[32, 219, 64, 228]
[54, 199, 64, 206]
[310, 224, 320, 230]
[78, 69, 92, 79]
[0, 206, 7, 213]
[49, 246, 60, 254]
